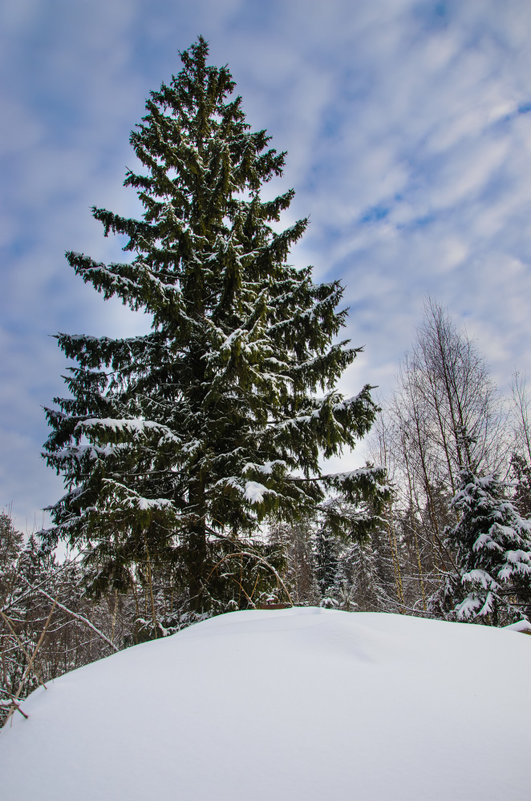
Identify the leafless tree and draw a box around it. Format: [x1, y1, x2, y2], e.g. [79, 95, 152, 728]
[371, 301, 509, 608]
[511, 373, 531, 464]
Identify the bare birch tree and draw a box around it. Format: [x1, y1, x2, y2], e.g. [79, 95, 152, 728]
[372, 301, 508, 609]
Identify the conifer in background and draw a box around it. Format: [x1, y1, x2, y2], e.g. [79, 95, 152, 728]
[42, 38, 379, 617]
[430, 470, 531, 624]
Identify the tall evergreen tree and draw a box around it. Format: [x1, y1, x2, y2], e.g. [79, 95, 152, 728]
[42, 38, 378, 615]
[430, 470, 531, 625]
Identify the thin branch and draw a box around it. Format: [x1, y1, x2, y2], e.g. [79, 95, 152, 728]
[30, 586, 119, 653]
[5, 599, 57, 725]
[0, 610, 47, 688]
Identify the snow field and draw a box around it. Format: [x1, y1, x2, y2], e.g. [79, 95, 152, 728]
[2, 607, 530, 801]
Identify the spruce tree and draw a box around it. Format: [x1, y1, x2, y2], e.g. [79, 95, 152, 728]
[42, 38, 378, 616]
[430, 470, 531, 625]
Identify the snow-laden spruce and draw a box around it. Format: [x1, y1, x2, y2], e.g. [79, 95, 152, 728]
[42, 39, 383, 616]
[430, 469, 531, 624]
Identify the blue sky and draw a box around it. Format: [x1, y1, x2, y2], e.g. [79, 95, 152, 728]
[2, 0, 531, 531]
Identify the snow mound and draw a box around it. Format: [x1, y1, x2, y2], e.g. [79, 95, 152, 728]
[504, 618, 531, 634]
[2, 608, 531, 801]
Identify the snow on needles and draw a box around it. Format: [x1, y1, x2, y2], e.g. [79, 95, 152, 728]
[2, 608, 531, 801]
[243, 480, 270, 504]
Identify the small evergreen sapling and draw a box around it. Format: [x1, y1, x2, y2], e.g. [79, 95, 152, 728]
[42, 38, 380, 616]
[431, 470, 531, 625]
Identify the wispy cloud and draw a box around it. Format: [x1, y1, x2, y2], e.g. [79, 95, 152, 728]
[3, 0, 531, 526]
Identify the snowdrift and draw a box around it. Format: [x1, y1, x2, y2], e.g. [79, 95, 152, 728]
[2, 608, 530, 801]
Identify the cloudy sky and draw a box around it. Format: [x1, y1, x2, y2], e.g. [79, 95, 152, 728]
[2, 0, 531, 531]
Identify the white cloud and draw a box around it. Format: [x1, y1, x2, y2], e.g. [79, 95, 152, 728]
[3, 0, 531, 524]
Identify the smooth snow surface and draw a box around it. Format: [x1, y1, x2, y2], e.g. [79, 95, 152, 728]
[2, 608, 530, 801]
